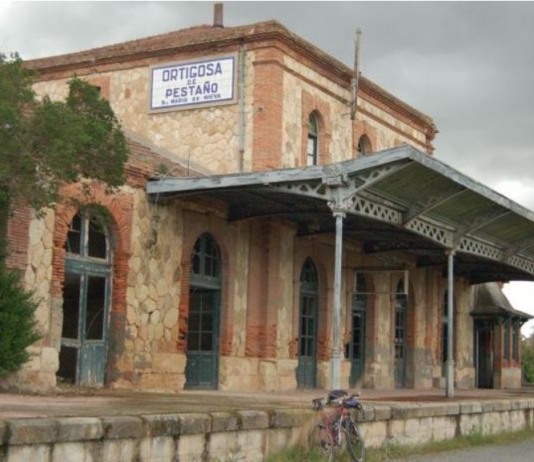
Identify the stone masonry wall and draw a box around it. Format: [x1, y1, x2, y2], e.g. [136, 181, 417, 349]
[281, 54, 429, 169]
[1, 398, 534, 461]
[32, 50, 256, 176]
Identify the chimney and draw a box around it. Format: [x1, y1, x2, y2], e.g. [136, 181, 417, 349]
[213, 3, 224, 28]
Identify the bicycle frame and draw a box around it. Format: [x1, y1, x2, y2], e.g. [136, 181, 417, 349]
[321, 403, 350, 447]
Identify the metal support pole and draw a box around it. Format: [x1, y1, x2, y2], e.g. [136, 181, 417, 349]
[331, 210, 345, 390]
[446, 250, 455, 398]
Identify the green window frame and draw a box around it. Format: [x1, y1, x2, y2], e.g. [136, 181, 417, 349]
[512, 319, 520, 362]
[504, 318, 511, 362]
[307, 114, 319, 166]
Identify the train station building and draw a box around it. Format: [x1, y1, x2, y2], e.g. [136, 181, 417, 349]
[2, 9, 532, 394]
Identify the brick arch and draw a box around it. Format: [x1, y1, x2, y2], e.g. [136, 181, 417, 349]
[51, 182, 133, 383]
[291, 248, 333, 362]
[301, 90, 332, 166]
[177, 219, 234, 358]
[353, 120, 378, 157]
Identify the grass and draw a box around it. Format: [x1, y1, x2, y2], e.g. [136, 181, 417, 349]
[266, 428, 534, 462]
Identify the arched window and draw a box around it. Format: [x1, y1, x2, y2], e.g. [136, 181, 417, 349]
[301, 257, 319, 288]
[357, 135, 372, 156]
[66, 211, 109, 260]
[191, 233, 221, 280]
[186, 233, 222, 389]
[347, 273, 368, 387]
[442, 290, 449, 366]
[297, 258, 319, 388]
[59, 210, 111, 386]
[307, 113, 319, 166]
[394, 279, 408, 388]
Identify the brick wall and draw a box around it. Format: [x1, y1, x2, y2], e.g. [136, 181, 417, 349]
[252, 48, 285, 171]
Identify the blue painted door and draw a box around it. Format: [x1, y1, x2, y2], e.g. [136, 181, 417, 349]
[185, 234, 222, 389]
[349, 295, 366, 388]
[297, 259, 319, 389]
[185, 288, 220, 389]
[60, 263, 110, 386]
[58, 212, 111, 386]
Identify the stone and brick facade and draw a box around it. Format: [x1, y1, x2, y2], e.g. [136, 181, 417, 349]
[1, 17, 524, 393]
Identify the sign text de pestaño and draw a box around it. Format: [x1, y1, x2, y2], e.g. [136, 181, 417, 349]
[150, 56, 236, 111]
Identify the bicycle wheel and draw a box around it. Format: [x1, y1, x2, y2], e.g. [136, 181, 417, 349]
[308, 420, 335, 462]
[343, 418, 365, 462]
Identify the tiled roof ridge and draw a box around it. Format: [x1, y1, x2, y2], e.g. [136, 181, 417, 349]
[25, 19, 435, 131]
[24, 20, 280, 69]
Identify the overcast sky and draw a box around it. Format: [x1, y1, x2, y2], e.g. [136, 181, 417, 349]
[1, 1, 534, 332]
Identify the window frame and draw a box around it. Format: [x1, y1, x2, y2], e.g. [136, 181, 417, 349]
[307, 114, 319, 166]
[65, 212, 111, 264]
[504, 317, 511, 362]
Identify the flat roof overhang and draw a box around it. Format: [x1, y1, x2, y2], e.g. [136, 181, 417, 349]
[147, 145, 534, 284]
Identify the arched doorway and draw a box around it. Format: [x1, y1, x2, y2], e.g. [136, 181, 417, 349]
[394, 279, 408, 388]
[185, 233, 222, 389]
[58, 211, 111, 386]
[347, 273, 367, 388]
[297, 258, 319, 388]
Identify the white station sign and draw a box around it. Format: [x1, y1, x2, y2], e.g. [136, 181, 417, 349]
[149, 55, 236, 112]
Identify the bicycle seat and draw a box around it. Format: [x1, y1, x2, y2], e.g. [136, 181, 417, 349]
[327, 389, 348, 404]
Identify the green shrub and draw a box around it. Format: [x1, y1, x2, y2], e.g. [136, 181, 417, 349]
[521, 332, 534, 383]
[0, 267, 41, 377]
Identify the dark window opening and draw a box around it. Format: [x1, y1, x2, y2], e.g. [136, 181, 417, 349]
[301, 258, 318, 287]
[62, 273, 82, 339]
[504, 318, 511, 361]
[66, 214, 82, 255]
[357, 135, 371, 156]
[307, 114, 319, 166]
[512, 320, 519, 362]
[394, 279, 407, 359]
[442, 291, 449, 364]
[191, 234, 221, 279]
[88, 216, 107, 259]
[66, 212, 109, 260]
[58, 346, 77, 384]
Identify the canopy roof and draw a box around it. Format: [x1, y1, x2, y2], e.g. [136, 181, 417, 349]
[148, 145, 534, 284]
[472, 283, 532, 320]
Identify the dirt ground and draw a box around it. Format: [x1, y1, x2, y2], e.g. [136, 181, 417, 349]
[1, 387, 533, 420]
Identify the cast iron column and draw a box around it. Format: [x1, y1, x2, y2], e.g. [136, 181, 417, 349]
[446, 250, 455, 398]
[331, 210, 345, 390]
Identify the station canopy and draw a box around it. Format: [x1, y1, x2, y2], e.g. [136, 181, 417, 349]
[147, 145, 534, 285]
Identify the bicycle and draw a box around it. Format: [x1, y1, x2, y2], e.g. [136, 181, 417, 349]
[308, 390, 365, 462]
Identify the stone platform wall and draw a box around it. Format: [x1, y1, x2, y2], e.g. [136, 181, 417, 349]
[2, 398, 534, 462]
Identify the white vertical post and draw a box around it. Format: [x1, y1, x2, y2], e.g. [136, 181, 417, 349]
[331, 210, 345, 390]
[446, 250, 455, 398]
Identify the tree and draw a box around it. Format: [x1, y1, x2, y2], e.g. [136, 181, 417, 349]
[0, 53, 128, 220]
[522, 332, 534, 383]
[0, 267, 41, 378]
[0, 53, 129, 376]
